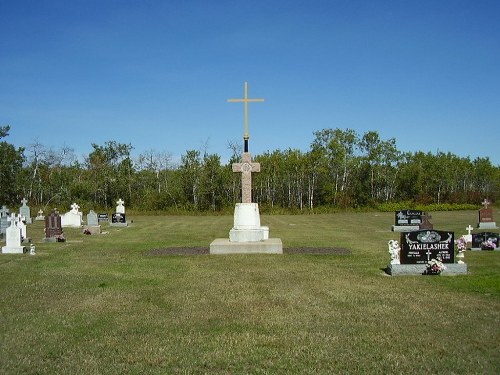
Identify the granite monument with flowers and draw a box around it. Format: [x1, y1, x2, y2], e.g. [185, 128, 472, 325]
[387, 229, 467, 275]
[210, 82, 282, 254]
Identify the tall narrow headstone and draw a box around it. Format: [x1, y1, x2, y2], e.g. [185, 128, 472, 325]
[45, 210, 64, 242]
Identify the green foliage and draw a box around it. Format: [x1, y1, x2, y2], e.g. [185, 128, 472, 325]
[6, 126, 500, 212]
[0, 126, 25, 204]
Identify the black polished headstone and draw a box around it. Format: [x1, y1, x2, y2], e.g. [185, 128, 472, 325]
[400, 229, 455, 264]
[471, 232, 499, 250]
[394, 210, 423, 226]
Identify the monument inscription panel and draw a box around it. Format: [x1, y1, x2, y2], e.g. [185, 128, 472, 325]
[400, 230, 454, 264]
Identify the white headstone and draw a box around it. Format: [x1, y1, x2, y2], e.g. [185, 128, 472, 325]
[35, 209, 45, 221]
[61, 203, 82, 227]
[116, 199, 125, 214]
[2, 213, 24, 253]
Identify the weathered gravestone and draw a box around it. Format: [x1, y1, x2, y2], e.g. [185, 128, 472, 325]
[0, 205, 10, 237]
[84, 210, 101, 234]
[210, 82, 282, 254]
[19, 198, 32, 224]
[392, 210, 423, 232]
[478, 199, 498, 229]
[35, 209, 45, 221]
[110, 199, 128, 227]
[471, 232, 499, 251]
[2, 213, 25, 254]
[44, 210, 64, 242]
[387, 229, 467, 275]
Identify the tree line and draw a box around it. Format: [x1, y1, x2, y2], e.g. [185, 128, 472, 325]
[1, 125, 498, 212]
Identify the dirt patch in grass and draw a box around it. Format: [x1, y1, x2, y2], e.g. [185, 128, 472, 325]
[148, 247, 351, 255]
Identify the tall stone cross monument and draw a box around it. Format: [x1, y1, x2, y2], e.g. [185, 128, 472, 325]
[228, 81, 264, 203]
[210, 82, 282, 253]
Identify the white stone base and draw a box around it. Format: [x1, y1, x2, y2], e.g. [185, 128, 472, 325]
[392, 225, 420, 232]
[387, 263, 468, 276]
[478, 222, 499, 229]
[2, 245, 25, 254]
[210, 238, 283, 254]
[230, 203, 268, 242]
[84, 225, 101, 234]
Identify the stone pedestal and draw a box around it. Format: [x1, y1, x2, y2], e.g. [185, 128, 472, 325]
[84, 226, 102, 235]
[229, 203, 267, 242]
[391, 225, 420, 232]
[478, 222, 498, 229]
[210, 203, 282, 254]
[387, 263, 467, 276]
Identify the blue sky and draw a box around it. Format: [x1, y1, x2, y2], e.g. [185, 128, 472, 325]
[1, 0, 499, 165]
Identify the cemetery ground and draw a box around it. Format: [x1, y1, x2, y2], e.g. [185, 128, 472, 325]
[1, 211, 499, 374]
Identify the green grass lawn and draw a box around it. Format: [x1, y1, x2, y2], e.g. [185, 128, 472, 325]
[1, 211, 499, 374]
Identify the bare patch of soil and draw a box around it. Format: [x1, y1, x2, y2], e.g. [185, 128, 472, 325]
[148, 247, 351, 255]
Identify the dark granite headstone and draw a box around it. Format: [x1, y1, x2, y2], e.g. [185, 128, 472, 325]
[400, 229, 454, 264]
[477, 198, 497, 229]
[479, 208, 493, 223]
[45, 210, 63, 239]
[395, 210, 423, 226]
[98, 213, 109, 222]
[471, 232, 499, 250]
[112, 213, 126, 224]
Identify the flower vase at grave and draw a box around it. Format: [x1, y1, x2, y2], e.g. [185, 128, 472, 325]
[456, 251, 465, 264]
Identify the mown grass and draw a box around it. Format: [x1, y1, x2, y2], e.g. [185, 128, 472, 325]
[1, 211, 499, 374]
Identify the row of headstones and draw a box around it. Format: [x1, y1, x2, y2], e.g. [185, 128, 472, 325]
[1, 199, 129, 253]
[392, 199, 498, 250]
[387, 200, 498, 275]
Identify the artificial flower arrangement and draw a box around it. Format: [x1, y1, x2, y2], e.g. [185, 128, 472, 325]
[481, 239, 497, 250]
[424, 258, 447, 275]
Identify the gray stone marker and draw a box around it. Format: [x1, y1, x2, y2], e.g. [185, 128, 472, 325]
[84, 210, 101, 234]
[19, 198, 32, 224]
[0, 205, 10, 237]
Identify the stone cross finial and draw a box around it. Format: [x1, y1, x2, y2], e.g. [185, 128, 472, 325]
[21, 198, 28, 206]
[482, 198, 491, 209]
[70, 203, 80, 213]
[117, 199, 125, 206]
[466, 225, 473, 235]
[232, 152, 260, 203]
[228, 82, 264, 152]
[7, 213, 17, 227]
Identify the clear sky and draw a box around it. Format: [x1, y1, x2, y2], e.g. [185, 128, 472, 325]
[1, 0, 499, 165]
